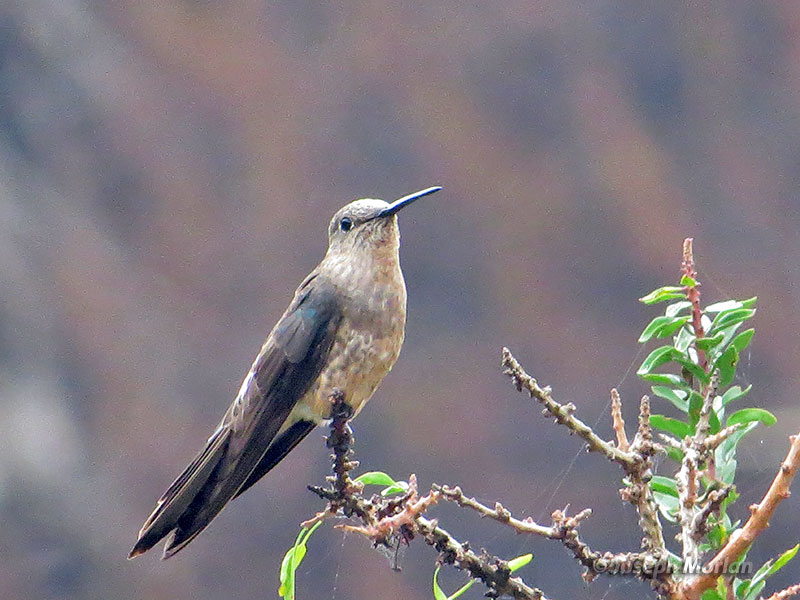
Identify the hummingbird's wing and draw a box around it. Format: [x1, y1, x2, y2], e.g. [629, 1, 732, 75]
[233, 419, 316, 499]
[129, 276, 342, 559]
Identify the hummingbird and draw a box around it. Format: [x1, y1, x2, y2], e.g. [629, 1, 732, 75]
[129, 186, 441, 559]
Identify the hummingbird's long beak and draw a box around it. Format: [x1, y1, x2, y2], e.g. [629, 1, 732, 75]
[377, 186, 442, 218]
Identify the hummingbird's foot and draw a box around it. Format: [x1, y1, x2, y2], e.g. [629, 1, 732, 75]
[327, 388, 354, 421]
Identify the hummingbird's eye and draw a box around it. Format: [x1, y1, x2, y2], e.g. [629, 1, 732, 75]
[340, 217, 353, 232]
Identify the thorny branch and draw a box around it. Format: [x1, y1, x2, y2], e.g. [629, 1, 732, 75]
[306, 357, 798, 600]
[435, 484, 668, 589]
[301, 241, 799, 600]
[765, 583, 800, 600]
[500, 348, 637, 470]
[308, 363, 678, 598]
[502, 350, 667, 557]
[678, 433, 800, 600]
[307, 391, 547, 599]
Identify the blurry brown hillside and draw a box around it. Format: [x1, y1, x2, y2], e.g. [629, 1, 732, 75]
[2, 2, 800, 599]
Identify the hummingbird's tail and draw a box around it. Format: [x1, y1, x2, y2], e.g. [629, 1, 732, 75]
[128, 426, 232, 559]
[129, 418, 317, 559]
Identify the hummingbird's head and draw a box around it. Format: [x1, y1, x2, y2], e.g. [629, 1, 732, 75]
[325, 186, 441, 256]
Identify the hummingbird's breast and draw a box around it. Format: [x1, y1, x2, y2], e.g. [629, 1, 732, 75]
[291, 251, 407, 424]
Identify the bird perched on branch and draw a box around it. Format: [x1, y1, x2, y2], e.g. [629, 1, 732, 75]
[130, 186, 441, 559]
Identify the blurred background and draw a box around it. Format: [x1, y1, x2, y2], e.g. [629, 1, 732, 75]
[2, 1, 800, 599]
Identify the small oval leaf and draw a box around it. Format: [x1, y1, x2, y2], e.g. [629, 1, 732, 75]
[640, 373, 688, 387]
[715, 345, 739, 387]
[730, 328, 755, 353]
[508, 553, 533, 572]
[637, 346, 680, 376]
[727, 408, 776, 427]
[721, 385, 752, 406]
[650, 475, 679, 497]
[354, 471, 397, 487]
[695, 332, 725, 351]
[650, 415, 692, 439]
[705, 300, 744, 313]
[639, 316, 690, 343]
[709, 308, 756, 333]
[639, 286, 686, 304]
[651, 386, 689, 412]
[665, 301, 692, 317]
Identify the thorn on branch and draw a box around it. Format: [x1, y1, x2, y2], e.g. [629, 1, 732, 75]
[501, 348, 636, 469]
[701, 424, 744, 453]
[765, 583, 800, 600]
[503, 349, 668, 562]
[610, 389, 630, 452]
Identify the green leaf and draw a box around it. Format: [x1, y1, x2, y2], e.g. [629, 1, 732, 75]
[705, 300, 745, 313]
[700, 587, 724, 600]
[279, 521, 322, 599]
[432, 554, 532, 599]
[651, 386, 689, 412]
[637, 346, 681, 376]
[674, 326, 695, 353]
[709, 308, 755, 334]
[707, 322, 746, 365]
[743, 546, 798, 600]
[727, 408, 776, 428]
[716, 574, 729, 599]
[716, 422, 758, 484]
[721, 385, 751, 407]
[705, 297, 756, 313]
[650, 415, 691, 439]
[680, 274, 697, 287]
[653, 489, 680, 521]
[640, 373, 688, 387]
[717, 457, 738, 485]
[433, 566, 475, 600]
[666, 301, 692, 317]
[695, 332, 725, 351]
[743, 580, 766, 600]
[676, 357, 709, 384]
[688, 391, 703, 428]
[650, 476, 679, 497]
[688, 390, 706, 410]
[508, 553, 533, 572]
[433, 566, 449, 600]
[729, 328, 755, 353]
[639, 316, 690, 343]
[708, 409, 722, 435]
[665, 446, 684, 462]
[658, 319, 691, 340]
[715, 345, 739, 387]
[354, 471, 397, 487]
[707, 523, 727, 549]
[735, 578, 749, 598]
[354, 471, 408, 496]
[770, 544, 799, 575]
[640, 286, 686, 304]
